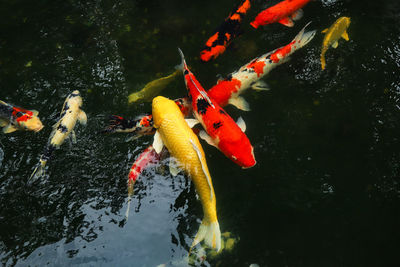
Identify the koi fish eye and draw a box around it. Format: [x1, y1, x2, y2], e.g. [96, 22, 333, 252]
[15, 112, 24, 118]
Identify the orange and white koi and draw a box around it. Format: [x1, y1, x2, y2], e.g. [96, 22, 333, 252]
[30, 90, 87, 180]
[179, 49, 256, 168]
[0, 100, 43, 133]
[250, 0, 311, 28]
[208, 22, 315, 111]
[200, 0, 252, 62]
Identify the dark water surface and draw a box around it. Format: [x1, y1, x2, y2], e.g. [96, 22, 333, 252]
[1, 0, 399, 266]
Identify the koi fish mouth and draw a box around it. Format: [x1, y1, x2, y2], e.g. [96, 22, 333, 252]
[34, 124, 44, 132]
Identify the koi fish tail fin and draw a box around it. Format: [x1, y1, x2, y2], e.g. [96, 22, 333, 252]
[320, 55, 326, 70]
[177, 48, 189, 72]
[191, 219, 221, 252]
[293, 22, 316, 50]
[29, 160, 47, 183]
[125, 179, 135, 221]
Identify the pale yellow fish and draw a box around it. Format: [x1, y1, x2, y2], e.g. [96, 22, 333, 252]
[152, 96, 221, 251]
[128, 69, 181, 103]
[321, 16, 351, 70]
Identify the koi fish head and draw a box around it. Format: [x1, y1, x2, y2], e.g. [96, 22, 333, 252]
[342, 17, 351, 27]
[12, 107, 44, 132]
[68, 90, 83, 108]
[152, 96, 181, 128]
[229, 141, 256, 169]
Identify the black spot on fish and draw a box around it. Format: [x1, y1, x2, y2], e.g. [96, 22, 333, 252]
[184, 70, 189, 75]
[15, 112, 23, 118]
[226, 74, 233, 81]
[57, 124, 68, 133]
[213, 121, 223, 129]
[70, 92, 79, 97]
[196, 98, 211, 115]
[219, 109, 227, 115]
[42, 144, 56, 160]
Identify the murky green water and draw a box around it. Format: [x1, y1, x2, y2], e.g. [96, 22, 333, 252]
[1, 0, 399, 266]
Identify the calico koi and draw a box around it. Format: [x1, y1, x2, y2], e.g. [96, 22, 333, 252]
[200, 0, 252, 62]
[179, 48, 256, 168]
[250, 0, 311, 28]
[30, 90, 87, 180]
[0, 100, 43, 133]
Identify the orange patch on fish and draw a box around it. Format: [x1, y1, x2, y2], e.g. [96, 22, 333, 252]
[270, 40, 296, 63]
[247, 60, 266, 77]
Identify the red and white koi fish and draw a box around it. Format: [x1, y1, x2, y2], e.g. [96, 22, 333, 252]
[250, 0, 311, 28]
[208, 22, 315, 111]
[0, 100, 43, 133]
[125, 145, 160, 220]
[200, 0, 252, 62]
[179, 48, 256, 168]
[30, 90, 87, 180]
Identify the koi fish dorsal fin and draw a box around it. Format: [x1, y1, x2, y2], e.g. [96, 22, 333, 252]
[78, 110, 87, 125]
[278, 17, 294, 27]
[153, 130, 164, 154]
[3, 124, 17, 133]
[189, 139, 213, 200]
[322, 28, 329, 34]
[228, 96, 250, 111]
[332, 41, 339, 48]
[185, 118, 200, 128]
[342, 31, 349, 41]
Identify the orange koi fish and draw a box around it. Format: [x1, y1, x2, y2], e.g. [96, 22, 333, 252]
[200, 0, 252, 62]
[250, 0, 311, 28]
[0, 100, 43, 133]
[179, 49, 256, 168]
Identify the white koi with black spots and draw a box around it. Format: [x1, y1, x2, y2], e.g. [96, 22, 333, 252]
[30, 90, 87, 180]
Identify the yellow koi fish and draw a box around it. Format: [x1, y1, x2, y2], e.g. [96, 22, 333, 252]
[321, 16, 351, 70]
[128, 69, 181, 103]
[152, 96, 221, 251]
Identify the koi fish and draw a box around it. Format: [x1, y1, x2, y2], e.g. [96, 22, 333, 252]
[125, 145, 160, 220]
[320, 16, 351, 70]
[103, 23, 315, 138]
[30, 90, 87, 180]
[200, 0, 252, 62]
[208, 22, 315, 111]
[0, 100, 43, 133]
[250, 0, 311, 28]
[179, 48, 256, 168]
[152, 96, 221, 251]
[128, 69, 181, 103]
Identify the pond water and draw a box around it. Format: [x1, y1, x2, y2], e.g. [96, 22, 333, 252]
[0, 0, 399, 266]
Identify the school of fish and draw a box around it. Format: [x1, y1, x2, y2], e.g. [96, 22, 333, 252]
[1, 0, 353, 260]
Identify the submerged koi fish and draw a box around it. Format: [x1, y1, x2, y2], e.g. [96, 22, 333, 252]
[0, 100, 43, 133]
[125, 145, 160, 220]
[30, 90, 87, 180]
[179, 48, 255, 168]
[250, 0, 310, 28]
[208, 22, 315, 110]
[200, 0, 252, 62]
[152, 96, 221, 251]
[104, 23, 315, 137]
[320, 16, 351, 70]
[128, 69, 181, 103]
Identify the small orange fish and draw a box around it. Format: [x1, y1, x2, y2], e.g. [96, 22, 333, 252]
[200, 0, 252, 62]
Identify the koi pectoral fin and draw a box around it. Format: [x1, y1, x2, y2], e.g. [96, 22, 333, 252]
[199, 130, 218, 149]
[251, 80, 269, 91]
[342, 31, 349, 41]
[0, 119, 8, 127]
[78, 110, 87, 125]
[3, 124, 17, 133]
[228, 96, 250, 111]
[278, 17, 294, 27]
[291, 9, 303, 21]
[169, 158, 181, 176]
[332, 41, 339, 48]
[152, 130, 164, 154]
